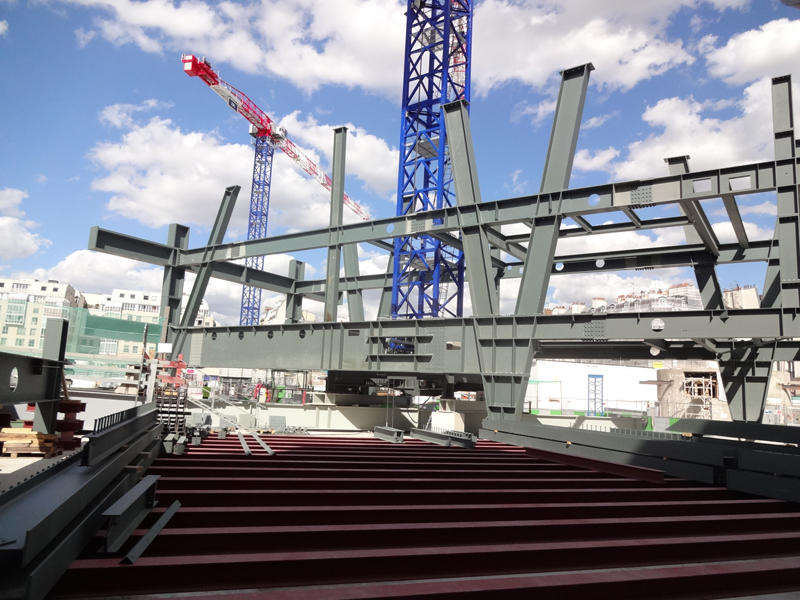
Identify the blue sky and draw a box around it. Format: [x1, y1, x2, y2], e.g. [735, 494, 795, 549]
[1, 0, 799, 323]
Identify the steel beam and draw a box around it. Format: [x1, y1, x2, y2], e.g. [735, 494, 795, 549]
[172, 186, 239, 358]
[443, 100, 498, 316]
[101, 475, 159, 553]
[285, 260, 306, 323]
[160, 224, 189, 343]
[374, 426, 404, 444]
[165, 158, 777, 268]
[516, 64, 592, 317]
[325, 127, 347, 322]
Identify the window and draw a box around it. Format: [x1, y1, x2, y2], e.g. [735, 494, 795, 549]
[143, 295, 149, 300]
[41, 286, 47, 291]
[133, 346, 139, 353]
[12, 283, 29, 290]
[119, 294, 124, 298]
[5, 300, 26, 324]
[31, 317, 37, 325]
[15, 339, 23, 346]
[136, 316, 141, 322]
[0, 283, 4, 287]
[1, 326, 7, 334]
[122, 303, 136, 311]
[27, 339, 34, 347]
[29, 328, 36, 336]
[123, 345, 130, 353]
[127, 315, 132, 320]
[152, 317, 159, 323]
[0, 338, 5, 345]
[32, 308, 39, 314]
[52, 287, 58, 292]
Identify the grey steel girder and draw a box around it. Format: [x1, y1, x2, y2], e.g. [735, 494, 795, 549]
[86, 70, 800, 425]
[127, 158, 782, 268]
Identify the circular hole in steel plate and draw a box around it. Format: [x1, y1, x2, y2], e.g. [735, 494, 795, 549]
[9, 367, 18, 392]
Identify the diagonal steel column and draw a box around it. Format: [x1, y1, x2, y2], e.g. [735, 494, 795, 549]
[664, 155, 725, 310]
[443, 99, 498, 316]
[172, 186, 239, 358]
[515, 63, 593, 316]
[325, 127, 348, 322]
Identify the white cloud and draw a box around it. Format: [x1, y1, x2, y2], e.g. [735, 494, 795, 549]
[737, 201, 776, 217]
[703, 18, 800, 86]
[0, 20, 8, 36]
[576, 77, 780, 182]
[472, 1, 709, 96]
[582, 113, 616, 129]
[61, 0, 406, 98]
[89, 102, 392, 230]
[99, 99, 171, 128]
[511, 99, 557, 126]
[75, 27, 96, 47]
[56, 0, 751, 101]
[36, 175, 46, 184]
[573, 147, 620, 172]
[88, 115, 255, 229]
[711, 219, 773, 243]
[279, 111, 398, 199]
[0, 188, 27, 218]
[0, 188, 51, 260]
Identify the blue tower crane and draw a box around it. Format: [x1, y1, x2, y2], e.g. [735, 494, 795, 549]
[391, 0, 473, 319]
[239, 135, 274, 325]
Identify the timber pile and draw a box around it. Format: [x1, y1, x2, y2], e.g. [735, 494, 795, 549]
[0, 428, 62, 458]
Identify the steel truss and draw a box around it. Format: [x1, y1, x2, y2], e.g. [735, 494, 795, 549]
[89, 69, 799, 425]
[391, 0, 472, 319]
[239, 135, 274, 326]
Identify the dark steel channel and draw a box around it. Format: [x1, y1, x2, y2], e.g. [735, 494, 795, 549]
[51, 435, 800, 599]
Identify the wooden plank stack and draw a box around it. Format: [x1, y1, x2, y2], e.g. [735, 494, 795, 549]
[0, 428, 62, 459]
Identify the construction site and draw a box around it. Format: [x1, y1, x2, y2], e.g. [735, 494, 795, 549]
[3, 0, 800, 598]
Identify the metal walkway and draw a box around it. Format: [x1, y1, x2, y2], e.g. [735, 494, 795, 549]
[51, 435, 800, 599]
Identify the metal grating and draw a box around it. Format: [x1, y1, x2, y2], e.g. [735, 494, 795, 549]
[51, 435, 800, 599]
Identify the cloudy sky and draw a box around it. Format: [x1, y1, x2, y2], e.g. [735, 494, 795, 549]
[1, 0, 798, 324]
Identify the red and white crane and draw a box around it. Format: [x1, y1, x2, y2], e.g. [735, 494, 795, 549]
[181, 54, 370, 221]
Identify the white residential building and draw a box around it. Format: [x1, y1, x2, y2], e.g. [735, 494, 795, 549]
[0, 278, 83, 350]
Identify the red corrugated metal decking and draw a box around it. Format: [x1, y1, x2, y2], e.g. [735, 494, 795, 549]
[51, 435, 800, 599]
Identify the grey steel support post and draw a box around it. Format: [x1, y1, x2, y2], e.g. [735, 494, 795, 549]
[32, 318, 69, 434]
[325, 126, 347, 322]
[160, 224, 189, 344]
[343, 244, 364, 321]
[720, 346, 776, 422]
[377, 255, 394, 317]
[443, 99, 498, 316]
[285, 259, 306, 323]
[516, 63, 593, 316]
[765, 75, 799, 309]
[664, 156, 725, 309]
[172, 186, 239, 359]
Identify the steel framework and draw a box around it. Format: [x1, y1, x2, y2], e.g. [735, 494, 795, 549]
[88, 67, 799, 427]
[391, 0, 472, 319]
[239, 136, 274, 325]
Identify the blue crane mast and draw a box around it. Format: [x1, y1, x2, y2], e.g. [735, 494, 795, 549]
[391, 0, 473, 319]
[239, 135, 274, 325]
